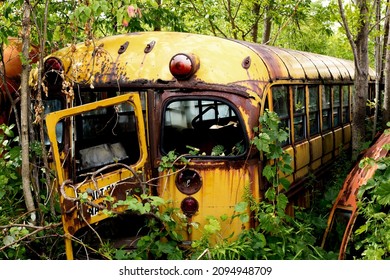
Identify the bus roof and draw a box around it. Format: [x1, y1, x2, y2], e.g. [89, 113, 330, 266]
[45, 32, 373, 96]
[239, 41, 361, 81]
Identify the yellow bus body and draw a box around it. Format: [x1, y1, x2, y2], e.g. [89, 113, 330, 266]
[41, 32, 376, 259]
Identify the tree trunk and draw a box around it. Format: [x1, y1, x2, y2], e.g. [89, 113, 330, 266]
[251, 2, 260, 42]
[154, 0, 162, 31]
[383, 22, 390, 126]
[381, 0, 390, 127]
[353, 71, 369, 158]
[262, 3, 272, 44]
[352, 0, 370, 159]
[338, 0, 370, 160]
[372, 0, 382, 139]
[21, 1, 35, 218]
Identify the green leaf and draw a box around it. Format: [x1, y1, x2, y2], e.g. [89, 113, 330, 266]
[252, 133, 271, 153]
[276, 193, 289, 211]
[359, 157, 375, 169]
[265, 187, 276, 201]
[204, 217, 221, 234]
[262, 165, 275, 182]
[280, 163, 293, 175]
[3, 235, 15, 246]
[355, 224, 368, 235]
[279, 177, 291, 191]
[374, 181, 390, 206]
[220, 214, 228, 221]
[149, 196, 166, 207]
[234, 201, 248, 212]
[239, 213, 249, 223]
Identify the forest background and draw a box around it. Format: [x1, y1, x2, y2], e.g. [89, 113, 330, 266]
[1, 0, 390, 260]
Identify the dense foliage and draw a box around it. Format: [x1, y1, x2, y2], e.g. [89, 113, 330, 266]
[0, 0, 389, 259]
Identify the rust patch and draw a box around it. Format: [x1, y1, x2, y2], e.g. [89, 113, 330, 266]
[61, 176, 144, 237]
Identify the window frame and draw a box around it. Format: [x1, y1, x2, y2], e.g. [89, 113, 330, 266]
[161, 96, 248, 159]
[271, 85, 291, 146]
[308, 85, 320, 136]
[322, 85, 332, 132]
[292, 85, 307, 143]
[333, 85, 341, 128]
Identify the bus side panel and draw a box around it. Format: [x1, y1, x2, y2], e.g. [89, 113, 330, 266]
[294, 141, 310, 181]
[322, 131, 334, 164]
[334, 127, 343, 156]
[158, 161, 259, 241]
[343, 124, 352, 149]
[310, 135, 323, 170]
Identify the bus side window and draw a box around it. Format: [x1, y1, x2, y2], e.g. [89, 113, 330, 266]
[333, 86, 341, 127]
[342, 85, 350, 123]
[292, 85, 306, 142]
[322, 85, 332, 131]
[308, 85, 320, 136]
[272, 85, 290, 145]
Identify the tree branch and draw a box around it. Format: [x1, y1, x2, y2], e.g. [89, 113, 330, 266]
[0, 222, 62, 252]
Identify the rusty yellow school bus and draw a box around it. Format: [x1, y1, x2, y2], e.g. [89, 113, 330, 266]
[41, 32, 376, 259]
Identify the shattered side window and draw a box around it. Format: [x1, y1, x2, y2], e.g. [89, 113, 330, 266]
[162, 98, 247, 157]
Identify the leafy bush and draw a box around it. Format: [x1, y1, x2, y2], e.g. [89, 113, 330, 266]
[0, 124, 64, 259]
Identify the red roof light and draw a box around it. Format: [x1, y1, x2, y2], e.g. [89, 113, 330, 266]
[169, 53, 199, 80]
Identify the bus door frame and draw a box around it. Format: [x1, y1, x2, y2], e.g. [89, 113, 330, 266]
[45, 93, 148, 259]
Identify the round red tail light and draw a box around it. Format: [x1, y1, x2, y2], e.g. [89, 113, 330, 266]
[44, 57, 63, 73]
[176, 169, 202, 195]
[181, 197, 199, 218]
[169, 53, 199, 80]
[44, 57, 63, 85]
